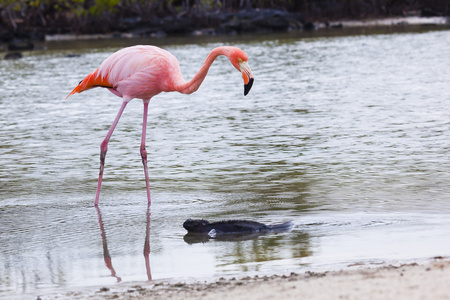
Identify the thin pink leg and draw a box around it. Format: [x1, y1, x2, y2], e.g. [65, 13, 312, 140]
[143, 204, 152, 280]
[94, 101, 128, 206]
[140, 100, 151, 205]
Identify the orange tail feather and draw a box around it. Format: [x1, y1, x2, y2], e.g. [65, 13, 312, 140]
[66, 70, 111, 100]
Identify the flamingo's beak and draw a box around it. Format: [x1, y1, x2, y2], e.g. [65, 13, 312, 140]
[240, 61, 254, 96]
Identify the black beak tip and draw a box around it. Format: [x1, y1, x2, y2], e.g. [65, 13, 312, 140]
[244, 78, 254, 96]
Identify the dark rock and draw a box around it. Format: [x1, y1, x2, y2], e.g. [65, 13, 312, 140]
[219, 16, 249, 33]
[331, 23, 344, 29]
[64, 54, 81, 58]
[421, 8, 442, 17]
[159, 16, 195, 34]
[205, 11, 234, 25]
[129, 26, 158, 37]
[221, 9, 289, 32]
[251, 9, 290, 31]
[111, 17, 143, 32]
[217, 9, 306, 34]
[0, 30, 14, 42]
[303, 21, 316, 30]
[4, 52, 23, 60]
[8, 40, 34, 51]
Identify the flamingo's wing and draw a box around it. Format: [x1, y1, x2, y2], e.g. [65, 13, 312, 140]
[67, 45, 182, 100]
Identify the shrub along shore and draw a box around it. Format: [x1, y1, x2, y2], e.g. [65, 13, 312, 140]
[0, 0, 449, 43]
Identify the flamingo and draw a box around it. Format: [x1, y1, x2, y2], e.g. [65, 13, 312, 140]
[66, 45, 254, 206]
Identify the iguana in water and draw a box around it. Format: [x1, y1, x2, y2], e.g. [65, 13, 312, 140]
[183, 219, 293, 237]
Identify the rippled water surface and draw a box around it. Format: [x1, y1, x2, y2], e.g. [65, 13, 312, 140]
[1, 27, 450, 298]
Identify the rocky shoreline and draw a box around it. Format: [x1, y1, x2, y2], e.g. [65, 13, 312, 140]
[2, 8, 449, 45]
[0, 9, 450, 60]
[44, 15, 449, 42]
[2, 12, 448, 60]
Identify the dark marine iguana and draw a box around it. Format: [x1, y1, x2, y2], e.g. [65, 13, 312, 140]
[183, 219, 293, 238]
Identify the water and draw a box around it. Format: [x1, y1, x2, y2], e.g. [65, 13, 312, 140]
[1, 27, 450, 298]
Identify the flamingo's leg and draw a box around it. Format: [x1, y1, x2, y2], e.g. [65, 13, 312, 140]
[95, 101, 128, 206]
[140, 100, 151, 205]
[144, 205, 152, 280]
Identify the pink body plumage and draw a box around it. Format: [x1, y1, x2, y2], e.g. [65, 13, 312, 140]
[68, 46, 184, 101]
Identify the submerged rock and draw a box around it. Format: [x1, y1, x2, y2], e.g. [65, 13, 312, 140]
[4, 52, 22, 60]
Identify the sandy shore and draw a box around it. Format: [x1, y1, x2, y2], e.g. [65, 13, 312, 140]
[39, 257, 450, 300]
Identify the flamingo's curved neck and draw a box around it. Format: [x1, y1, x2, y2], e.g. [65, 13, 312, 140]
[177, 47, 232, 95]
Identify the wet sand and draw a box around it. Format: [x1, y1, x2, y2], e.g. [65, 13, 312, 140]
[40, 257, 449, 299]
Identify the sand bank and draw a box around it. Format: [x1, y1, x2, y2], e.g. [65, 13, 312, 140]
[40, 257, 449, 300]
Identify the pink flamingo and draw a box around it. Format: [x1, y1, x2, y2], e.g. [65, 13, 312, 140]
[66, 45, 254, 206]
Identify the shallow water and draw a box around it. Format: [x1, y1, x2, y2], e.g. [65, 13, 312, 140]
[1, 27, 450, 298]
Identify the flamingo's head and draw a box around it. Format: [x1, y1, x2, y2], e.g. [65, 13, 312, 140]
[228, 47, 254, 96]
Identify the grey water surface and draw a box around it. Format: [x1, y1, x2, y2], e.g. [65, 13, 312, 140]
[1, 27, 450, 298]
